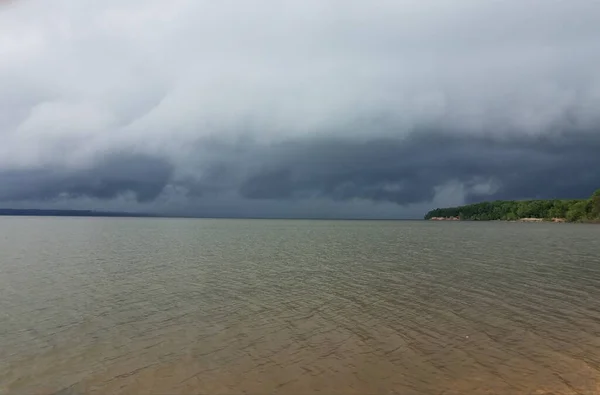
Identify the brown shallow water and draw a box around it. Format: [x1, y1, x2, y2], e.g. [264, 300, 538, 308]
[1, 217, 600, 395]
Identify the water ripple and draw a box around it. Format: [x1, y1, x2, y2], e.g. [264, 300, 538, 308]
[1, 218, 599, 394]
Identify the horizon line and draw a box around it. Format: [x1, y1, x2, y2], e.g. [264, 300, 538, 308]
[0, 208, 421, 221]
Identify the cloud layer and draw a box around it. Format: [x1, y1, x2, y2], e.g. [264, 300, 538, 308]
[1, 0, 599, 217]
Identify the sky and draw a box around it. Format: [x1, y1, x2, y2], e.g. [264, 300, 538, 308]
[1, 0, 599, 218]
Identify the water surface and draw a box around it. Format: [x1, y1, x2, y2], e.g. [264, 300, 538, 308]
[1, 217, 600, 394]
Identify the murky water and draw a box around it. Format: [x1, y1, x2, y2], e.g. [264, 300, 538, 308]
[1, 217, 600, 394]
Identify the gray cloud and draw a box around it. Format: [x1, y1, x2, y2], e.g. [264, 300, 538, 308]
[183, 127, 600, 206]
[0, 153, 173, 203]
[4, 127, 598, 219]
[0, 0, 599, 217]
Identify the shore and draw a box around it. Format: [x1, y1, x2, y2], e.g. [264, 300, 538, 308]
[429, 217, 567, 223]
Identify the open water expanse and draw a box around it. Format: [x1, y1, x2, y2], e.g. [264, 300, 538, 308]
[1, 217, 600, 395]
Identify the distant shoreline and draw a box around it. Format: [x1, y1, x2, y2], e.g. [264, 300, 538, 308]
[0, 209, 418, 220]
[0, 209, 159, 218]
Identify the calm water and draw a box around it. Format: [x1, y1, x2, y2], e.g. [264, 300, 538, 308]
[1, 218, 600, 395]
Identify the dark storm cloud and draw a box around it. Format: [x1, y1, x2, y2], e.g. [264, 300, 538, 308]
[1, 128, 599, 217]
[184, 128, 600, 208]
[0, 153, 173, 203]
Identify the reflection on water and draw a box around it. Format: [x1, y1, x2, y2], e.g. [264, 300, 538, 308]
[1, 217, 600, 394]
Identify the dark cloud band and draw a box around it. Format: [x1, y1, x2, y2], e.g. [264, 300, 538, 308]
[2, 129, 598, 218]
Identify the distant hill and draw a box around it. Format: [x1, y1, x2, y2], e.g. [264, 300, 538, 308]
[425, 189, 600, 222]
[0, 209, 159, 218]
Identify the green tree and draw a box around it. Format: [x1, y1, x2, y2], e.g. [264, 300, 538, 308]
[565, 201, 588, 222]
[591, 189, 600, 219]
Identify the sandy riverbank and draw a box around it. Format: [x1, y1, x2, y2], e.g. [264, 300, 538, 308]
[429, 217, 567, 222]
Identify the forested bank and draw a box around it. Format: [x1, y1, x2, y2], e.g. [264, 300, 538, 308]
[425, 190, 600, 222]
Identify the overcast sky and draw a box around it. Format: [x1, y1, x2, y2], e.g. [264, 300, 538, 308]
[1, 0, 599, 218]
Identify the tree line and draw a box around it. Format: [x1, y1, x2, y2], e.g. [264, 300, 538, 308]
[424, 189, 600, 222]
